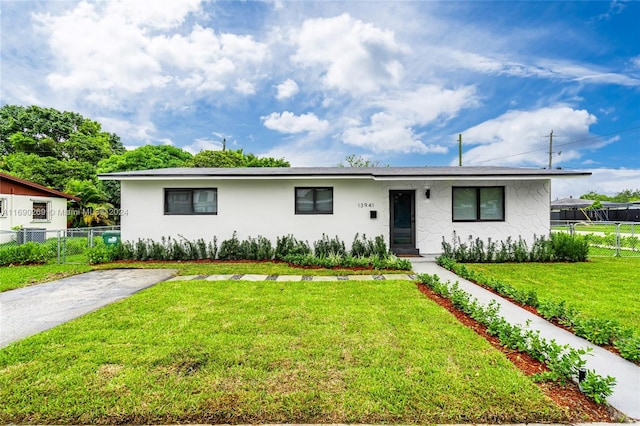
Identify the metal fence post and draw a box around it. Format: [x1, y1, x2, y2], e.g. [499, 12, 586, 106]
[57, 229, 61, 264]
[615, 223, 621, 257]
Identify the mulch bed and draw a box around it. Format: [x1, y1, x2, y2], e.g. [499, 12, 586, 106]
[416, 283, 621, 422]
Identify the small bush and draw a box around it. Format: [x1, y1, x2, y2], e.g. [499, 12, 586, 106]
[275, 234, 311, 260]
[550, 232, 589, 262]
[313, 234, 346, 258]
[0, 242, 50, 266]
[441, 232, 589, 263]
[218, 232, 242, 261]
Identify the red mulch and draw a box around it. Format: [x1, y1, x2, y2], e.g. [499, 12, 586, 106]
[416, 283, 620, 422]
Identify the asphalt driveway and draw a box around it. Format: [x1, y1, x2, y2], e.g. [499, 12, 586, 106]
[0, 269, 176, 349]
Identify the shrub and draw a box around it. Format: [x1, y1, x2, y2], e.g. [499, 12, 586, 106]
[0, 242, 50, 266]
[218, 232, 242, 261]
[313, 234, 346, 258]
[418, 273, 617, 404]
[550, 232, 589, 262]
[441, 232, 589, 263]
[274, 234, 311, 260]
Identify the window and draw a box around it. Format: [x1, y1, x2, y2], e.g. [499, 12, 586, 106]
[165, 189, 217, 215]
[452, 186, 504, 221]
[32, 201, 49, 221]
[295, 187, 333, 214]
[0, 198, 5, 217]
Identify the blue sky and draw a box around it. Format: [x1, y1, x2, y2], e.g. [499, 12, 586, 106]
[1, 0, 639, 198]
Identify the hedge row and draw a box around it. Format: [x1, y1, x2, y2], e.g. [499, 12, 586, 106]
[437, 257, 640, 362]
[87, 232, 412, 270]
[441, 232, 589, 263]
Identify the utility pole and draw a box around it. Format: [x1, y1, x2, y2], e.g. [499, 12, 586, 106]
[458, 133, 462, 166]
[222, 138, 226, 151]
[548, 130, 553, 169]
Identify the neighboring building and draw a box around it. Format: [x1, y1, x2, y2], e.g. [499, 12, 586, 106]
[551, 197, 640, 222]
[0, 172, 79, 241]
[99, 167, 590, 255]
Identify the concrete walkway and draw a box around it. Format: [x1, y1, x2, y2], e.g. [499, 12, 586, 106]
[167, 273, 417, 282]
[409, 258, 640, 421]
[0, 269, 176, 349]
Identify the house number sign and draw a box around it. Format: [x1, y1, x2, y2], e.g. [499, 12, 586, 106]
[357, 202, 374, 208]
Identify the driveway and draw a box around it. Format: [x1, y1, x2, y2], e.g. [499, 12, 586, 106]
[0, 269, 175, 349]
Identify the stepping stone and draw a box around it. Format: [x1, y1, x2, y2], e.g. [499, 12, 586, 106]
[205, 275, 234, 281]
[276, 275, 303, 282]
[167, 275, 199, 281]
[239, 274, 269, 281]
[347, 275, 374, 280]
[383, 274, 413, 280]
[309, 276, 339, 281]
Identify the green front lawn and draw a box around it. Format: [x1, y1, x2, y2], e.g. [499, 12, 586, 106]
[0, 261, 407, 293]
[0, 263, 93, 292]
[463, 257, 640, 332]
[0, 279, 567, 424]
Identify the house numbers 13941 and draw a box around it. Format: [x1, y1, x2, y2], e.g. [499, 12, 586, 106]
[358, 202, 374, 208]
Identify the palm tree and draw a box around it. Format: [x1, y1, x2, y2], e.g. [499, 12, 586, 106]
[65, 180, 115, 227]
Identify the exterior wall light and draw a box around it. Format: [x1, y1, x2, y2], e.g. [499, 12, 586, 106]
[425, 187, 431, 199]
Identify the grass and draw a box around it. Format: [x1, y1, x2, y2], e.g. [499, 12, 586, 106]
[0, 260, 407, 293]
[574, 223, 638, 234]
[0, 279, 567, 424]
[0, 263, 93, 292]
[463, 257, 640, 332]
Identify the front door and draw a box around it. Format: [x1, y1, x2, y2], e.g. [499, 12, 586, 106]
[389, 190, 418, 255]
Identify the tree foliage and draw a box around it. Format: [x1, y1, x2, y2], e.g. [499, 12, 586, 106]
[0, 105, 124, 163]
[97, 145, 194, 208]
[189, 149, 290, 168]
[579, 189, 640, 203]
[64, 180, 114, 227]
[338, 154, 387, 167]
[0, 152, 96, 190]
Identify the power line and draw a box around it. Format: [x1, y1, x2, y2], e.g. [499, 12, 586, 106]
[466, 125, 640, 166]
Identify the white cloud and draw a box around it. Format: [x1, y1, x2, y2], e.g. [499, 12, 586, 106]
[276, 79, 299, 100]
[183, 138, 224, 154]
[341, 84, 477, 154]
[460, 107, 598, 167]
[234, 79, 256, 95]
[34, 1, 269, 107]
[105, 0, 202, 29]
[552, 168, 640, 199]
[97, 116, 159, 144]
[342, 112, 447, 154]
[291, 13, 408, 95]
[374, 84, 478, 126]
[261, 111, 329, 134]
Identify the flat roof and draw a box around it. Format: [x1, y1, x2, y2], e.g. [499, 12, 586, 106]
[99, 166, 591, 181]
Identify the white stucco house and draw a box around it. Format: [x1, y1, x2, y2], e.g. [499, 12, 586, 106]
[0, 172, 79, 243]
[99, 166, 590, 255]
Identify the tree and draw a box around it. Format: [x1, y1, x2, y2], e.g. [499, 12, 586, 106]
[0, 152, 96, 190]
[64, 180, 114, 227]
[0, 105, 124, 163]
[189, 149, 290, 168]
[579, 189, 640, 203]
[97, 145, 194, 207]
[337, 154, 387, 167]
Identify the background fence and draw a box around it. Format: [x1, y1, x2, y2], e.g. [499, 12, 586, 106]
[551, 221, 640, 257]
[0, 226, 120, 264]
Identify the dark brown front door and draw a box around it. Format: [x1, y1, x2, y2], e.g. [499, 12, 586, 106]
[389, 190, 418, 255]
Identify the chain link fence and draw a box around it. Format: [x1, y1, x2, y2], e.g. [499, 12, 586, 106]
[551, 221, 640, 257]
[0, 226, 120, 264]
